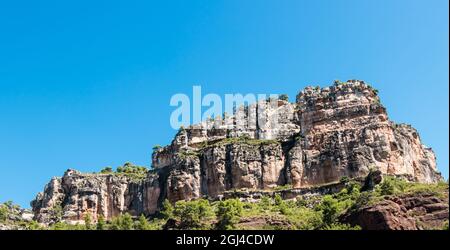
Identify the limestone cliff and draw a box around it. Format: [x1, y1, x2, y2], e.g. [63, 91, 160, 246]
[31, 80, 442, 224]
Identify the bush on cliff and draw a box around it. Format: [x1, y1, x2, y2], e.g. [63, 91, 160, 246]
[100, 167, 113, 174]
[0, 203, 8, 222]
[279, 94, 289, 101]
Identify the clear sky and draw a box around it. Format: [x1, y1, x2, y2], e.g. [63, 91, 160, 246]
[0, 0, 448, 208]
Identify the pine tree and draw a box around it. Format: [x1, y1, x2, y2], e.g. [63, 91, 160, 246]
[96, 215, 106, 230]
[161, 199, 174, 219]
[121, 213, 134, 230]
[136, 214, 150, 230]
[84, 213, 93, 230]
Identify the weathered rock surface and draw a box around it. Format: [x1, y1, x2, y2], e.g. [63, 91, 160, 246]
[31, 169, 161, 224]
[341, 191, 449, 230]
[0, 202, 33, 230]
[31, 80, 443, 224]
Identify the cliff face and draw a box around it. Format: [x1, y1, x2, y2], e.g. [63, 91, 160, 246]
[31, 80, 442, 224]
[31, 169, 162, 224]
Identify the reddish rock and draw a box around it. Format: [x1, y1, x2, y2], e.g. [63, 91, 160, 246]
[342, 192, 449, 230]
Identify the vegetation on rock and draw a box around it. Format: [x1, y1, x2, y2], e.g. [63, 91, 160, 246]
[99, 162, 148, 181]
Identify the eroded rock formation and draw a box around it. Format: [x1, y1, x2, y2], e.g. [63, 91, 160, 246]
[31, 80, 442, 224]
[341, 191, 449, 230]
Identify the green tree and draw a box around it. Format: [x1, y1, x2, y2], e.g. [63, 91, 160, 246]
[116, 163, 148, 181]
[110, 213, 134, 230]
[174, 199, 214, 229]
[316, 195, 339, 226]
[121, 213, 134, 230]
[84, 213, 93, 230]
[100, 167, 113, 174]
[160, 199, 174, 219]
[26, 220, 43, 230]
[0, 203, 8, 222]
[136, 214, 150, 230]
[96, 215, 106, 230]
[295, 197, 308, 208]
[279, 94, 289, 101]
[216, 199, 243, 230]
[340, 176, 350, 184]
[274, 194, 283, 206]
[51, 203, 63, 222]
[379, 178, 395, 195]
[273, 194, 290, 215]
[258, 196, 272, 211]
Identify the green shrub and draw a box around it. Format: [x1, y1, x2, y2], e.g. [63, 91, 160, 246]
[349, 191, 379, 212]
[96, 215, 106, 230]
[286, 207, 323, 230]
[110, 213, 134, 230]
[279, 94, 289, 101]
[340, 176, 350, 184]
[274, 194, 283, 206]
[136, 214, 151, 230]
[174, 199, 214, 229]
[145, 218, 166, 230]
[295, 197, 307, 208]
[50, 203, 63, 222]
[50, 222, 71, 230]
[272, 194, 291, 215]
[322, 223, 361, 230]
[160, 199, 174, 219]
[25, 220, 43, 230]
[216, 199, 244, 230]
[378, 177, 396, 195]
[100, 167, 113, 174]
[116, 163, 148, 181]
[0, 203, 8, 222]
[316, 195, 339, 226]
[50, 221, 85, 230]
[258, 196, 272, 211]
[84, 213, 93, 230]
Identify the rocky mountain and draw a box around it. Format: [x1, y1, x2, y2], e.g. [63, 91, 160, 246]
[31, 80, 443, 226]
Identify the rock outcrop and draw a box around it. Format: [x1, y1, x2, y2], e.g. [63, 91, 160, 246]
[31, 80, 442, 224]
[31, 169, 161, 224]
[0, 202, 34, 230]
[341, 191, 449, 230]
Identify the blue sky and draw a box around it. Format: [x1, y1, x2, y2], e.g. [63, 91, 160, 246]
[0, 0, 448, 207]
